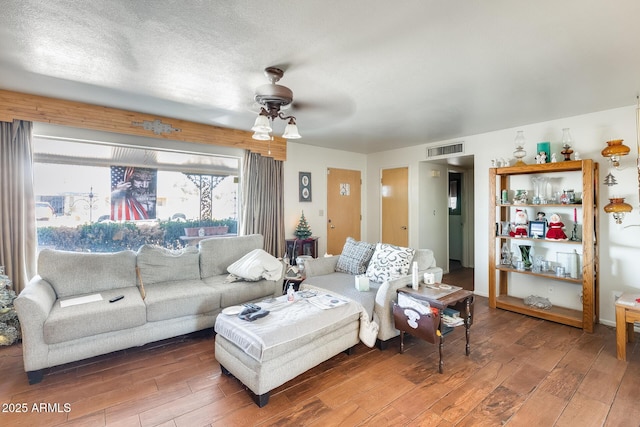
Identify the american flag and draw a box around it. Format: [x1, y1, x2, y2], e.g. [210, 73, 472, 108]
[110, 166, 156, 220]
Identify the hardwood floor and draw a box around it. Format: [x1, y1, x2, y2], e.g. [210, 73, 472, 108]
[442, 261, 474, 292]
[1, 299, 639, 426]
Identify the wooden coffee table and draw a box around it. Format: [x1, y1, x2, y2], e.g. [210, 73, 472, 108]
[396, 284, 474, 373]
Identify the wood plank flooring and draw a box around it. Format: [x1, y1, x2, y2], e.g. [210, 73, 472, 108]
[1, 295, 638, 426]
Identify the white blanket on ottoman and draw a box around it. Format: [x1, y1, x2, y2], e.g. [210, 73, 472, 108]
[215, 289, 378, 365]
[215, 293, 359, 363]
[300, 284, 379, 347]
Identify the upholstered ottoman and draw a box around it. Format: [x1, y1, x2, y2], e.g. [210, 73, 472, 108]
[214, 292, 361, 407]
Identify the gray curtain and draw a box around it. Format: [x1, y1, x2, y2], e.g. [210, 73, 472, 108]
[241, 151, 284, 257]
[0, 120, 36, 293]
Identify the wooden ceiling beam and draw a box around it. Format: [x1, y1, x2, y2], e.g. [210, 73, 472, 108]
[0, 89, 287, 161]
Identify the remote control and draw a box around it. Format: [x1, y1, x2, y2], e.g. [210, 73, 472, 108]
[247, 310, 269, 322]
[240, 305, 260, 316]
[109, 295, 124, 303]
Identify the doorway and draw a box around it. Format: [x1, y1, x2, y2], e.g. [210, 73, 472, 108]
[423, 155, 474, 290]
[445, 160, 474, 291]
[448, 172, 463, 268]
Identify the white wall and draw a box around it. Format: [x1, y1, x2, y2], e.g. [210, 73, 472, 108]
[283, 143, 367, 256]
[358, 104, 640, 327]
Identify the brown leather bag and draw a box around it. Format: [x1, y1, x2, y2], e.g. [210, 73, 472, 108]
[393, 303, 440, 344]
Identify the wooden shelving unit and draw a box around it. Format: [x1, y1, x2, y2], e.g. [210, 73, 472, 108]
[489, 160, 599, 332]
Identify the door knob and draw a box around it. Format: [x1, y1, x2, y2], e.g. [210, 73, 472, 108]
[401, 226, 407, 230]
[330, 225, 335, 229]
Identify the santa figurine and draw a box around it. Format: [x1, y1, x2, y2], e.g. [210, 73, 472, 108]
[546, 213, 568, 240]
[510, 209, 529, 238]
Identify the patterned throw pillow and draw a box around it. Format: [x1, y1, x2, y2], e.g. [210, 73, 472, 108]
[365, 243, 415, 283]
[335, 237, 376, 275]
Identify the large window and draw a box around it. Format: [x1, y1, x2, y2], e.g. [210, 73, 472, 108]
[33, 136, 240, 252]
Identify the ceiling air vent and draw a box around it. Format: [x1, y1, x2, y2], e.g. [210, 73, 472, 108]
[426, 142, 465, 159]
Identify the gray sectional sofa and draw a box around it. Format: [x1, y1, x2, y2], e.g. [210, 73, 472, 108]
[302, 239, 443, 348]
[15, 234, 283, 384]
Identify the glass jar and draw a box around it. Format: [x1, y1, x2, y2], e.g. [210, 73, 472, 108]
[531, 176, 549, 204]
[501, 242, 512, 265]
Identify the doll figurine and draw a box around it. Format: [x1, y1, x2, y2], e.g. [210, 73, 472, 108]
[510, 209, 529, 238]
[545, 213, 568, 240]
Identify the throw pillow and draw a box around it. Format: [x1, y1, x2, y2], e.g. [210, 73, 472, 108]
[227, 249, 282, 281]
[365, 243, 415, 283]
[335, 237, 376, 275]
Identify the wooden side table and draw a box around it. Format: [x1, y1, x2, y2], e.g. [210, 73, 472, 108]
[615, 297, 640, 361]
[285, 237, 319, 261]
[396, 286, 474, 373]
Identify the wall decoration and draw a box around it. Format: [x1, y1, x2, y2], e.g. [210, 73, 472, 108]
[299, 172, 312, 202]
[131, 119, 181, 135]
[111, 166, 158, 220]
[340, 183, 350, 196]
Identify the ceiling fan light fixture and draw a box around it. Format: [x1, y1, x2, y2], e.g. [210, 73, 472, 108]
[251, 130, 271, 141]
[282, 118, 301, 139]
[251, 109, 272, 133]
[251, 67, 302, 141]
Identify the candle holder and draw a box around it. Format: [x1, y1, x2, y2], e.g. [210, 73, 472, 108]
[570, 224, 580, 241]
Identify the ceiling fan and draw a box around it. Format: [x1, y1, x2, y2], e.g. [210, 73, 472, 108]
[251, 66, 301, 140]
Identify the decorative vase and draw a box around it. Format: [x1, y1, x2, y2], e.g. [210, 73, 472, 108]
[501, 242, 512, 265]
[519, 245, 532, 269]
[531, 176, 549, 204]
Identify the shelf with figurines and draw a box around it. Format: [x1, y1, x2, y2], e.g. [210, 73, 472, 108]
[489, 158, 597, 332]
[495, 210, 582, 244]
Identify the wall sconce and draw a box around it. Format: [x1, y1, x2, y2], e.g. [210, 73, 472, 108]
[601, 134, 633, 224]
[604, 197, 633, 224]
[601, 139, 630, 168]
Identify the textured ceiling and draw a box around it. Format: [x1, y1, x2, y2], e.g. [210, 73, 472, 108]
[1, 1, 640, 154]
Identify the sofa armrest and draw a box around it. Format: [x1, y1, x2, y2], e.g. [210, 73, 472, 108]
[303, 256, 339, 277]
[14, 276, 57, 371]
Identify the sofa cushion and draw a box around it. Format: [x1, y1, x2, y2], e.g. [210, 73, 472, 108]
[365, 243, 415, 283]
[302, 272, 378, 320]
[412, 249, 436, 270]
[200, 234, 264, 278]
[335, 237, 376, 275]
[202, 275, 279, 307]
[143, 279, 221, 322]
[227, 249, 282, 281]
[38, 249, 137, 298]
[44, 287, 146, 344]
[137, 245, 200, 285]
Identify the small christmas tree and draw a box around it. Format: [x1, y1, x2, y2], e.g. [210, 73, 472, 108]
[294, 211, 312, 239]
